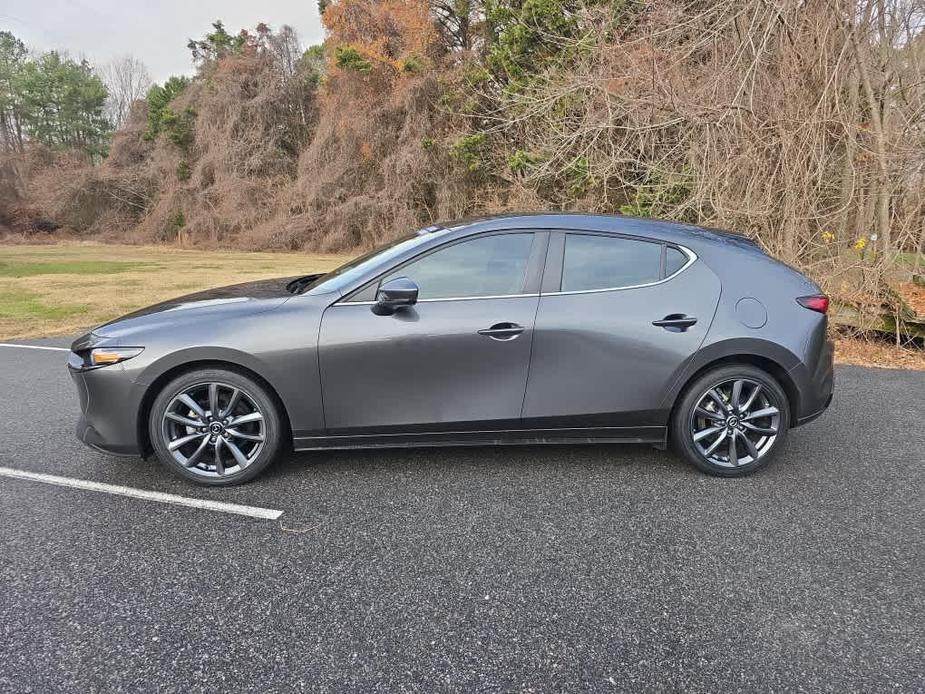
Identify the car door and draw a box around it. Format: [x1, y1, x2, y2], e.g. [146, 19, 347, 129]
[521, 231, 721, 433]
[318, 231, 547, 434]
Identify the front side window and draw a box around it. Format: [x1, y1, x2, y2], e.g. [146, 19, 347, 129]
[382, 233, 535, 300]
[560, 234, 663, 292]
[306, 229, 451, 296]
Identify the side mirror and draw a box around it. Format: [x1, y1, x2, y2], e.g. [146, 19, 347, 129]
[373, 276, 419, 315]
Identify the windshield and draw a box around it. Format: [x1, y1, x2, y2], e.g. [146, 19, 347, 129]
[303, 228, 449, 296]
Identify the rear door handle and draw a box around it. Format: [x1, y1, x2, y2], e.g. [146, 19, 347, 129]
[478, 322, 525, 341]
[652, 314, 698, 332]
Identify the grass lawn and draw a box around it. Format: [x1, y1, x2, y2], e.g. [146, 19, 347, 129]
[0, 242, 351, 340]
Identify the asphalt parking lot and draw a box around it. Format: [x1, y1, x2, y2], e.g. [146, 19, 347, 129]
[0, 339, 922, 692]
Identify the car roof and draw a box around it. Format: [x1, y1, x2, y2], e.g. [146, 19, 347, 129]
[441, 212, 764, 254]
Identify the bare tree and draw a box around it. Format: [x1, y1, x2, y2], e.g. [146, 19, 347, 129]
[266, 24, 302, 79]
[100, 55, 152, 129]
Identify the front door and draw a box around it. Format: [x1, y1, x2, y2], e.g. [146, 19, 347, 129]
[319, 232, 545, 434]
[522, 231, 721, 433]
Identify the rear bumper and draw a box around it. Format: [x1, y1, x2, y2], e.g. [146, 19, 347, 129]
[790, 336, 834, 428]
[796, 391, 833, 427]
[69, 359, 144, 456]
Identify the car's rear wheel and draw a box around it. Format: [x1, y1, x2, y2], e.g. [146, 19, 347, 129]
[671, 364, 790, 477]
[149, 368, 284, 486]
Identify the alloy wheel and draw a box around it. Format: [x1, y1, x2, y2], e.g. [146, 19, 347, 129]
[160, 382, 266, 478]
[689, 378, 780, 468]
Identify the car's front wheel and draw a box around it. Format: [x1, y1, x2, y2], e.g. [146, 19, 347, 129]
[149, 368, 284, 486]
[671, 364, 790, 477]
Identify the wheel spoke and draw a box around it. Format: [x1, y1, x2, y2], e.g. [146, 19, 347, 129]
[208, 384, 219, 419]
[229, 411, 263, 426]
[742, 422, 777, 436]
[728, 435, 739, 466]
[743, 406, 779, 421]
[177, 393, 205, 419]
[224, 439, 250, 468]
[706, 388, 728, 412]
[220, 388, 241, 418]
[737, 429, 759, 460]
[165, 412, 203, 428]
[740, 384, 762, 412]
[184, 435, 210, 467]
[213, 437, 225, 476]
[730, 380, 743, 409]
[168, 432, 205, 451]
[226, 428, 264, 442]
[703, 429, 727, 456]
[695, 406, 724, 421]
[693, 425, 724, 442]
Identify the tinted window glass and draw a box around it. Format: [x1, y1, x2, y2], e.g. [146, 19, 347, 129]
[383, 233, 534, 300]
[561, 235, 662, 291]
[307, 229, 450, 296]
[665, 247, 689, 276]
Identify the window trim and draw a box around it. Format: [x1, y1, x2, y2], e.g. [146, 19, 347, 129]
[336, 230, 547, 305]
[545, 231, 697, 296]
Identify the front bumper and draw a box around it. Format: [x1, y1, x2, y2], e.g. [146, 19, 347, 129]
[69, 355, 144, 456]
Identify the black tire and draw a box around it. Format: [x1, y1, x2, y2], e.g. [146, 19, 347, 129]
[149, 367, 284, 486]
[670, 364, 790, 477]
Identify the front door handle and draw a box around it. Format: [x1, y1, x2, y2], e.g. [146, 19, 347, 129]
[652, 314, 698, 332]
[478, 322, 525, 341]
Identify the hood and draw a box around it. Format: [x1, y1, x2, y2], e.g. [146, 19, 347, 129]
[91, 276, 312, 340]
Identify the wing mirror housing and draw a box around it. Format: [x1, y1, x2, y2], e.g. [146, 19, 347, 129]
[373, 276, 419, 315]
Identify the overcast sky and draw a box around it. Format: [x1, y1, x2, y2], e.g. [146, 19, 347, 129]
[0, 0, 325, 83]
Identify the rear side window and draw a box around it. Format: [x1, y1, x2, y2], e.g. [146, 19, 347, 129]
[561, 234, 662, 292]
[665, 247, 689, 276]
[382, 233, 534, 300]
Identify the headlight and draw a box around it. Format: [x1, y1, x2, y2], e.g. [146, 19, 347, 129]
[89, 347, 144, 367]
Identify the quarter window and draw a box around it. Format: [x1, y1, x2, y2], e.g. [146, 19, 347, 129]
[561, 234, 663, 292]
[665, 247, 689, 276]
[382, 233, 534, 300]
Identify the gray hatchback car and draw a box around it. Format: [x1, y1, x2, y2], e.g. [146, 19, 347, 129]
[69, 214, 833, 485]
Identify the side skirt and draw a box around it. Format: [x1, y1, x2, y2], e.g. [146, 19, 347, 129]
[293, 426, 667, 452]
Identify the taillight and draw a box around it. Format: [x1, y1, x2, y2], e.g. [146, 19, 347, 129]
[797, 295, 829, 314]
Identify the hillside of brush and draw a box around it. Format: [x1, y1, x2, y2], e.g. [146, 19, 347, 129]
[1, 0, 923, 337]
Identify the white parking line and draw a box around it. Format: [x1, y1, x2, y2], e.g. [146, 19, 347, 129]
[0, 343, 69, 352]
[0, 467, 283, 520]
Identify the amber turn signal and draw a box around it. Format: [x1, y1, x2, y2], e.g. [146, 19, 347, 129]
[89, 347, 144, 367]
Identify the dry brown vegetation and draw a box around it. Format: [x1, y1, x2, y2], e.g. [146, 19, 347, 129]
[834, 332, 925, 369]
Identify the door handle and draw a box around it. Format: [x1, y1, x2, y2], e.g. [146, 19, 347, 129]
[652, 314, 698, 332]
[478, 322, 525, 341]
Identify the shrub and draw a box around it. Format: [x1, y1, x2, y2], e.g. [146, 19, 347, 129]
[161, 107, 196, 150]
[508, 149, 537, 175]
[144, 76, 190, 141]
[619, 168, 694, 220]
[565, 156, 592, 196]
[400, 55, 424, 73]
[168, 209, 185, 236]
[334, 45, 373, 74]
[450, 134, 486, 172]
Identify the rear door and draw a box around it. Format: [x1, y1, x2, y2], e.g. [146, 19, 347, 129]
[521, 231, 721, 433]
[319, 231, 547, 434]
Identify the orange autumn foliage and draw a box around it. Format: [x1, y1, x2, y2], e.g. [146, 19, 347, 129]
[322, 0, 438, 73]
